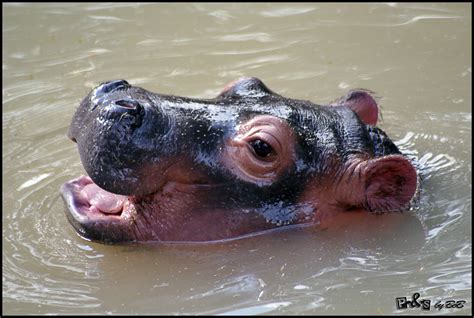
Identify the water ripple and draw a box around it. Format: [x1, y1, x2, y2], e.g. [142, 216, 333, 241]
[3, 81, 63, 105]
[387, 15, 463, 27]
[259, 7, 316, 17]
[40, 48, 110, 67]
[218, 301, 292, 315]
[88, 15, 129, 22]
[217, 32, 274, 43]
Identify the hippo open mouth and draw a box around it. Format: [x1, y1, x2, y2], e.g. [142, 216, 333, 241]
[61, 78, 417, 243]
[61, 175, 135, 242]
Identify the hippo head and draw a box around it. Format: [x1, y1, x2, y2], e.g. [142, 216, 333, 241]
[60, 77, 418, 243]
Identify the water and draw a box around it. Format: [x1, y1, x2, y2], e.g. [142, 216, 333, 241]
[3, 3, 471, 315]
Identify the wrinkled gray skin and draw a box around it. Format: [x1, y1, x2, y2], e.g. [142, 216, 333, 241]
[61, 77, 416, 243]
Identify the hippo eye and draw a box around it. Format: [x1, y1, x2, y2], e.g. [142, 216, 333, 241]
[249, 139, 274, 158]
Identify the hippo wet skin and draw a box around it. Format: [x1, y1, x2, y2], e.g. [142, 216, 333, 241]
[60, 77, 418, 243]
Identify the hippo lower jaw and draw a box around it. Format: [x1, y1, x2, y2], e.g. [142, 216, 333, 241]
[60, 176, 139, 243]
[60, 175, 280, 243]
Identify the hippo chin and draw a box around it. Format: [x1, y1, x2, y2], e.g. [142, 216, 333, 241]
[60, 77, 418, 243]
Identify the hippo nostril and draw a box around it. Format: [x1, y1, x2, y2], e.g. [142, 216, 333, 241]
[90, 80, 131, 110]
[110, 99, 144, 128]
[115, 99, 140, 110]
[96, 80, 131, 95]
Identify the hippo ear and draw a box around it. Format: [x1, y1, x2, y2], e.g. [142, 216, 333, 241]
[331, 90, 379, 125]
[360, 155, 417, 212]
[218, 77, 274, 99]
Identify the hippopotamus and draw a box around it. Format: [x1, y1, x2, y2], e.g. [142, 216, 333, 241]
[60, 77, 418, 243]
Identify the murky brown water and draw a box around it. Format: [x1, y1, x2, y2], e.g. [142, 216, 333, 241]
[3, 3, 471, 315]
